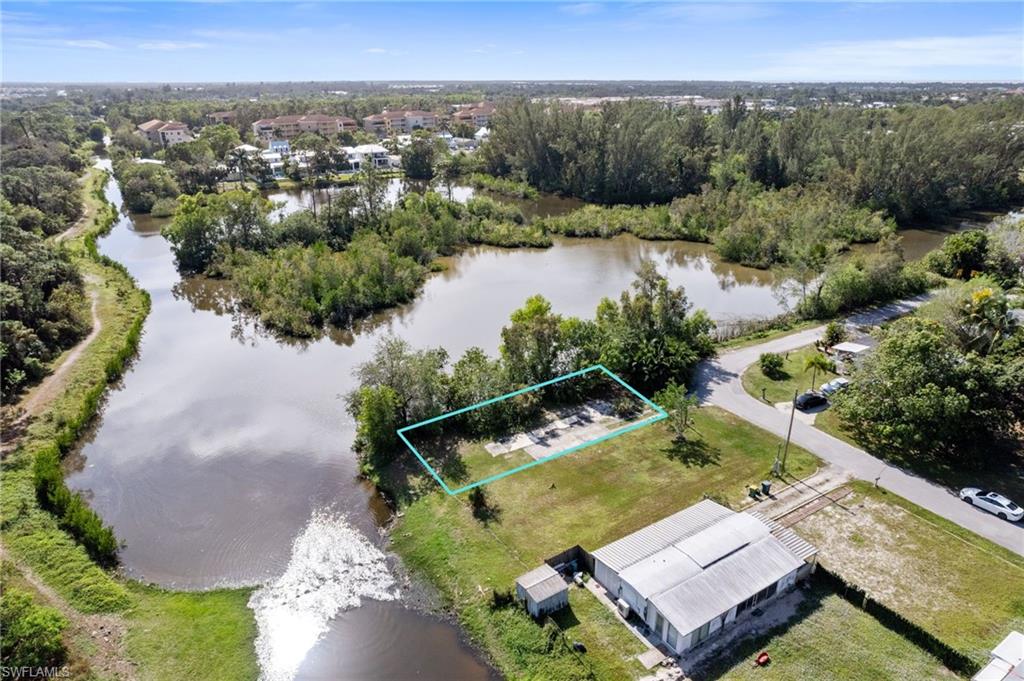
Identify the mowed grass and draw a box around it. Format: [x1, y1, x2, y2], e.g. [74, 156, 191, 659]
[125, 584, 258, 681]
[792, 482, 1024, 664]
[695, 584, 956, 681]
[741, 344, 839, 405]
[552, 586, 648, 680]
[389, 406, 819, 680]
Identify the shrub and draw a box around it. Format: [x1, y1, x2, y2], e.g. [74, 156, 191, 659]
[759, 352, 785, 379]
[823, 321, 847, 348]
[0, 588, 68, 667]
[149, 196, 178, 217]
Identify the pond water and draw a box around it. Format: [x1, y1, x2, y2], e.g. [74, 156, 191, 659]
[265, 177, 584, 221]
[66, 164, 972, 680]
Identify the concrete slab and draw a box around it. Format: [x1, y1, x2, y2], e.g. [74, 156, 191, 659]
[484, 442, 508, 456]
[638, 648, 667, 670]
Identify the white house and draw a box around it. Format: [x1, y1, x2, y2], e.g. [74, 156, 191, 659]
[515, 563, 568, 618]
[591, 499, 817, 655]
[974, 631, 1024, 681]
[342, 144, 389, 171]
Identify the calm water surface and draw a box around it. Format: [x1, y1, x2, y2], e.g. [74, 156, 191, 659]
[67, 166, 965, 680]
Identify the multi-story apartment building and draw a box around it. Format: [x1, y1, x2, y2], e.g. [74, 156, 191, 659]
[250, 114, 357, 143]
[137, 119, 193, 147]
[452, 102, 496, 129]
[362, 110, 438, 135]
[207, 110, 237, 125]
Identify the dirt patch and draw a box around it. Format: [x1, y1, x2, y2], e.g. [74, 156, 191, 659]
[1, 279, 102, 457]
[792, 494, 956, 616]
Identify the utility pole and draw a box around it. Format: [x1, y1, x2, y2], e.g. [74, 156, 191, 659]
[781, 389, 797, 472]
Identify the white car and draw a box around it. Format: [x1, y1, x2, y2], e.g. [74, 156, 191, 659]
[819, 377, 851, 396]
[959, 488, 1023, 522]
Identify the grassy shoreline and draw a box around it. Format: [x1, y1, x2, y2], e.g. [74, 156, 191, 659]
[1, 165, 257, 680]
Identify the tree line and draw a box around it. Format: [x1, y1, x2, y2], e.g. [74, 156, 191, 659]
[481, 98, 1024, 222]
[1, 105, 95, 395]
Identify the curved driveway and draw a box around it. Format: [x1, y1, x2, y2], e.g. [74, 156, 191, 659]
[694, 295, 1024, 557]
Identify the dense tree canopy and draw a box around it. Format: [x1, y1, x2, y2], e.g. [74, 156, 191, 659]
[482, 98, 1024, 222]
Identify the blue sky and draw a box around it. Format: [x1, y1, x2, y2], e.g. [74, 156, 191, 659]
[2, 2, 1021, 82]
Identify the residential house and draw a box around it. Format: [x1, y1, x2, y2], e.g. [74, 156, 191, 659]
[137, 119, 193, 147]
[342, 144, 389, 171]
[590, 499, 817, 655]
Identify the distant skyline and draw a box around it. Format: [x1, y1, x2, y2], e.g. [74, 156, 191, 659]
[2, 1, 1022, 83]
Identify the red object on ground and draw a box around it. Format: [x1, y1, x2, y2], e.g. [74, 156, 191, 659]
[755, 652, 771, 666]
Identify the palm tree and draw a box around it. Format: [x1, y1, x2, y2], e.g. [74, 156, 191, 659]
[804, 353, 835, 392]
[226, 147, 252, 190]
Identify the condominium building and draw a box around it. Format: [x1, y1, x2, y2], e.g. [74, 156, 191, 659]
[251, 114, 358, 142]
[362, 110, 438, 134]
[452, 102, 496, 129]
[137, 119, 193, 147]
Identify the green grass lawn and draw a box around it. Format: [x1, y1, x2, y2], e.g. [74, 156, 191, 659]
[792, 482, 1024, 665]
[125, 584, 258, 681]
[741, 344, 839, 404]
[552, 586, 648, 680]
[694, 584, 956, 681]
[388, 406, 819, 680]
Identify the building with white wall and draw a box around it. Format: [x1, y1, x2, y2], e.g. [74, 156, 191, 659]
[137, 119, 193, 147]
[591, 499, 817, 655]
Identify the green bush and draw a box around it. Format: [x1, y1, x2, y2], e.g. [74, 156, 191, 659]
[823, 321, 847, 348]
[0, 588, 68, 667]
[759, 352, 785, 379]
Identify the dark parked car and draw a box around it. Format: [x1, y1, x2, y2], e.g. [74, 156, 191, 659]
[795, 391, 828, 411]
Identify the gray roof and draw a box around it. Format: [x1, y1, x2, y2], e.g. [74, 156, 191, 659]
[651, 536, 803, 635]
[591, 499, 734, 572]
[673, 512, 768, 568]
[618, 545, 702, 600]
[747, 511, 819, 562]
[516, 564, 566, 602]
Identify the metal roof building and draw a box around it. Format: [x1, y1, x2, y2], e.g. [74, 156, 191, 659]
[515, 563, 569, 618]
[590, 499, 817, 655]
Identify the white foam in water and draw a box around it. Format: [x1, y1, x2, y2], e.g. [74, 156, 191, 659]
[249, 512, 398, 681]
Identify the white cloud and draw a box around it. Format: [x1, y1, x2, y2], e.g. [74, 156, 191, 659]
[138, 40, 208, 51]
[363, 47, 404, 56]
[63, 39, 115, 49]
[750, 33, 1023, 81]
[560, 3, 602, 16]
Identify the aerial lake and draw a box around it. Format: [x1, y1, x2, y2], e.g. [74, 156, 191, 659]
[66, 168, 970, 680]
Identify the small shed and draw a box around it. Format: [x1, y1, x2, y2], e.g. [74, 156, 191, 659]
[515, 564, 568, 618]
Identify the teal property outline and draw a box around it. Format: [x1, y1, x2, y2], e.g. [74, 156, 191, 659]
[396, 364, 668, 495]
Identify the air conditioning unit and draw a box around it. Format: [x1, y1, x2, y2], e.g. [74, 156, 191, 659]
[616, 598, 631, 619]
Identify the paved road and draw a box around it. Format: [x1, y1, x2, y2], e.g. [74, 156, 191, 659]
[694, 295, 1024, 557]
